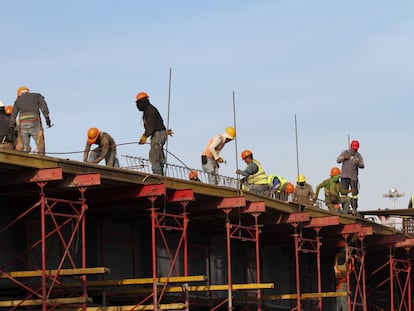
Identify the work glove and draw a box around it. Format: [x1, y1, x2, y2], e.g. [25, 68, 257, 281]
[166, 129, 174, 136]
[216, 157, 224, 163]
[236, 169, 241, 174]
[45, 117, 51, 127]
[139, 135, 147, 145]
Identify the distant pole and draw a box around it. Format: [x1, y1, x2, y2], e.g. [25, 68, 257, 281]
[294, 115, 300, 178]
[383, 188, 404, 209]
[232, 91, 240, 190]
[347, 134, 350, 148]
[165, 68, 172, 171]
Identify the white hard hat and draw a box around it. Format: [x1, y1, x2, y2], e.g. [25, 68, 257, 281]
[0, 101, 4, 108]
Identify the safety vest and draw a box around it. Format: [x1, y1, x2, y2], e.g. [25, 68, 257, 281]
[247, 160, 268, 185]
[334, 256, 347, 290]
[267, 175, 287, 190]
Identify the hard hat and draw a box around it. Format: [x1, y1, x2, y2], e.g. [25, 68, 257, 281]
[0, 101, 4, 108]
[189, 170, 199, 180]
[136, 91, 149, 101]
[87, 127, 100, 144]
[225, 127, 236, 139]
[17, 86, 29, 97]
[351, 140, 360, 150]
[330, 167, 341, 176]
[241, 149, 252, 160]
[297, 174, 306, 183]
[285, 182, 295, 193]
[5, 105, 12, 115]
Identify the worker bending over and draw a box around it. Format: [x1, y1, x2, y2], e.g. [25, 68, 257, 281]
[236, 150, 269, 195]
[83, 127, 119, 167]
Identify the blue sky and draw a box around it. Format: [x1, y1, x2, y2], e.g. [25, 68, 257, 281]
[1, 1, 413, 211]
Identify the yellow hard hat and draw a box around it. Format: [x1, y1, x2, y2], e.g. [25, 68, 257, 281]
[87, 127, 100, 144]
[225, 127, 236, 139]
[17, 86, 29, 97]
[297, 174, 306, 183]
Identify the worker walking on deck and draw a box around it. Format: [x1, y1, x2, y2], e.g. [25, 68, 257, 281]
[202, 127, 236, 185]
[314, 167, 351, 213]
[0, 102, 14, 149]
[9, 86, 51, 155]
[135, 91, 170, 176]
[83, 127, 119, 167]
[267, 174, 294, 200]
[293, 174, 315, 210]
[337, 140, 364, 214]
[236, 149, 269, 195]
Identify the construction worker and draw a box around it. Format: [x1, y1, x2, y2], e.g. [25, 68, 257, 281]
[337, 140, 365, 214]
[236, 150, 269, 195]
[83, 127, 119, 167]
[9, 86, 51, 155]
[267, 174, 294, 200]
[293, 174, 315, 210]
[334, 240, 352, 311]
[135, 91, 171, 176]
[188, 170, 201, 182]
[0, 101, 14, 150]
[408, 195, 414, 208]
[202, 127, 236, 185]
[314, 167, 352, 213]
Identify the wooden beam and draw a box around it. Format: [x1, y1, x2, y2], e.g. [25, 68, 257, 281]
[66, 275, 207, 288]
[339, 223, 362, 234]
[0, 267, 110, 279]
[262, 291, 348, 300]
[65, 173, 101, 187]
[167, 189, 194, 202]
[0, 297, 91, 307]
[285, 212, 310, 224]
[395, 238, 414, 248]
[217, 196, 246, 209]
[304, 216, 339, 228]
[242, 201, 266, 213]
[57, 303, 188, 311]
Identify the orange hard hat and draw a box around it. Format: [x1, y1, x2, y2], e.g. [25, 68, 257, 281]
[241, 149, 252, 160]
[5, 105, 13, 115]
[136, 91, 149, 101]
[87, 127, 100, 144]
[351, 140, 360, 150]
[330, 167, 341, 176]
[189, 170, 199, 180]
[285, 182, 295, 193]
[17, 86, 29, 97]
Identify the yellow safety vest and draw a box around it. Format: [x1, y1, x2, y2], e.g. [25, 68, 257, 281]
[247, 160, 268, 185]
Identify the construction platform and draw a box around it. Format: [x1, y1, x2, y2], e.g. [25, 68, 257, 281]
[0, 149, 412, 310]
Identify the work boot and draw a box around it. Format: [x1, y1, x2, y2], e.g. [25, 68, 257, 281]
[351, 198, 358, 216]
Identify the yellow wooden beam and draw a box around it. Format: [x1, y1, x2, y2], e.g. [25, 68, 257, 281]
[0, 297, 91, 307]
[57, 303, 187, 311]
[263, 291, 348, 300]
[0, 267, 110, 278]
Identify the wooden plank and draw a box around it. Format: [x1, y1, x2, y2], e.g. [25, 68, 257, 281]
[360, 209, 414, 217]
[262, 291, 347, 300]
[285, 212, 310, 224]
[30, 168, 63, 182]
[57, 303, 188, 311]
[217, 196, 246, 209]
[304, 216, 339, 228]
[339, 223, 362, 234]
[0, 297, 91, 307]
[167, 189, 194, 202]
[90, 283, 274, 295]
[70, 275, 207, 288]
[66, 173, 101, 187]
[242, 201, 266, 213]
[0, 267, 110, 279]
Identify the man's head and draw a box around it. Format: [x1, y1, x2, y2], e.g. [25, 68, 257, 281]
[241, 149, 253, 163]
[135, 91, 149, 111]
[87, 127, 100, 144]
[330, 167, 341, 183]
[350, 140, 360, 151]
[17, 86, 30, 97]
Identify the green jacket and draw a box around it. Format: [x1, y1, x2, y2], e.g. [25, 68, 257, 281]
[315, 177, 349, 204]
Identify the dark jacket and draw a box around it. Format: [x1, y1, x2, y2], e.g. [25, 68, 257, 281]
[10, 92, 50, 128]
[136, 98, 165, 137]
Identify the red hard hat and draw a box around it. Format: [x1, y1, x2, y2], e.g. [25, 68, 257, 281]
[136, 91, 149, 101]
[241, 150, 252, 160]
[351, 140, 360, 150]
